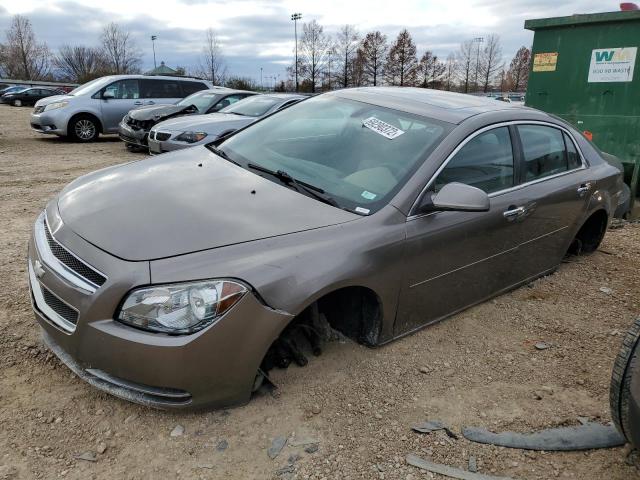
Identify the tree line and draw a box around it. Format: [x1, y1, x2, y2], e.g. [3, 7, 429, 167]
[0, 14, 531, 94]
[290, 21, 531, 93]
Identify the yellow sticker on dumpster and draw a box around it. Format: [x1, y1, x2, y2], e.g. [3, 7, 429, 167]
[533, 52, 558, 72]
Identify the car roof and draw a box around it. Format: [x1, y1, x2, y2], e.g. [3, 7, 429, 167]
[331, 87, 539, 124]
[98, 74, 212, 83]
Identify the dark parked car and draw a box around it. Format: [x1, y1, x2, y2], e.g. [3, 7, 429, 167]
[0, 85, 27, 96]
[29, 87, 625, 410]
[119, 87, 256, 150]
[611, 316, 640, 449]
[148, 93, 305, 154]
[2, 87, 63, 107]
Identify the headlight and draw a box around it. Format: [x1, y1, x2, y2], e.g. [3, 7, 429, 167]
[44, 101, 68, 111]
[117, 280, 247, 334]
[175, 131, 208, 143]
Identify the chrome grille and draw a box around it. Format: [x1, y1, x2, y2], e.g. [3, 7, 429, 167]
[155, 132, 171, 141]
[41, 285, 78, 326]
[44, 219, 107, 287]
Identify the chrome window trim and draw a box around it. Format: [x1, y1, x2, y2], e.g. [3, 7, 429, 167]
[28, 260, 77, 333]
[407, 120, 589, 221]
[34, 211, 106, 294]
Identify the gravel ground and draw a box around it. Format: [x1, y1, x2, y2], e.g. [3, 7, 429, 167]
[0, 104, 639, 480]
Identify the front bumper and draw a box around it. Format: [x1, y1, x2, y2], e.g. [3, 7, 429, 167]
[30, 110, 67, 136]
[118, 121, 149, 148]
[148, 134, 191, 155]
[29, 207, 293, 409]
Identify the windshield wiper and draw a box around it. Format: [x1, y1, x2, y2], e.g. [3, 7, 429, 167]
[206, 145, 241, 166]
[247, 163, 340, 208]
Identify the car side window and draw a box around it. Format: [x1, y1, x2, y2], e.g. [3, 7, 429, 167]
[564, 132, 582, 170]
[211, 94, 244, 111]
[518, 125, 569, 181]
[181, 81, 207, 96]
[103, 80, 140, 99]
[141, 79, 181, 99]
[434, 126, 515, 194]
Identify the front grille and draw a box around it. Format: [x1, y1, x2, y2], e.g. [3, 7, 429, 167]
[126, 117, 153, 130]
[41, 285, 78, 325]
[44, 220, 106, 287]
[155, 132, 171, 141]
[34, 105, 45, 114]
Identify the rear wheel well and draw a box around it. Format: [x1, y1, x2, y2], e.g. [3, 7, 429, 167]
[568, 209, 608, 255]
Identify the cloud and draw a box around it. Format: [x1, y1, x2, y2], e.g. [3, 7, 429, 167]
[0, 0, 625, 80]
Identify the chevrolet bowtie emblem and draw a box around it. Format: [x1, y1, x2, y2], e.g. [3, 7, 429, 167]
[34, 260, 45, 279]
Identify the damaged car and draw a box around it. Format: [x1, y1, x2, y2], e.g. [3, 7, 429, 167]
[119, 87, 256, 150]
[148, 93, 305, 154]
[29, 87, 626, 410]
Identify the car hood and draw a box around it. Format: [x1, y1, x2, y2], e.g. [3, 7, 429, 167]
[57, 147, 358, 261]
[128, 104, 195, 122]
[34, 94, 72, 106]
[155, 113, 255, 134]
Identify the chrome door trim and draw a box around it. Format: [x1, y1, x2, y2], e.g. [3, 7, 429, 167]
[407, 120, 590, 221]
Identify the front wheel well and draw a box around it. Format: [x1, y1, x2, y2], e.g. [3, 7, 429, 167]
[68, 112, 103, 134]
[568, 209, 608, 255]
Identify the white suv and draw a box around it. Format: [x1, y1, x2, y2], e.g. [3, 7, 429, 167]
[30, 75, 213, 142]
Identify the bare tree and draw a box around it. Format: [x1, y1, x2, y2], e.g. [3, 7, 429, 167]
[100, 22, 141, 74]
[417, 51, 446, 89]
[335, 25, 359, 88]
[480, 34, 503, 92]
[508, 46, 531, 91]
[1, 15, 50, 80]
[198, 28, 227, 85]
[299, 20, 333, 93]
[456, 40, 474, 93]
[54, 45, 106, 83]
[443, 53, 458, 91]
[359, 31, 387, 86]
[385, 29, 418, 86]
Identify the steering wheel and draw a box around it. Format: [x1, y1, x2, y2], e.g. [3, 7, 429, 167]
[377, 162, 403, 179]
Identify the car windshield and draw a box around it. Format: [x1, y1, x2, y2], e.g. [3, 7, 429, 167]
[176, 91, 221, 112]
[220, 96, 283, 117]
[68, 77, 112, 96]
[218, 95, 453, 214]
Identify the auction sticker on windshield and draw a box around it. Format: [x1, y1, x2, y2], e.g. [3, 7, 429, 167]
[362, 117, 405, 139]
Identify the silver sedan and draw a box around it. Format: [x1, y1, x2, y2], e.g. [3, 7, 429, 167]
[148, 93, 305, 154]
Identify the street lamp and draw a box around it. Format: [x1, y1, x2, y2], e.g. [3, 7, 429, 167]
[291, 13, 302, 92]
[472, 36, 484, 93]
[260, 67, 263, 90]
[151, 35, 158, 69]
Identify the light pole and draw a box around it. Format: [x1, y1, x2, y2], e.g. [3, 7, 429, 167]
[472, 37, 483, 93]
[260, 67, 263, 90]
[151, 35, 158, 69]
[291, 13, 302, 92]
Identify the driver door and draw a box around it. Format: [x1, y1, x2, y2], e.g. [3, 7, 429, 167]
[99, 79, 141, 132]
[395, 126, 528, 335]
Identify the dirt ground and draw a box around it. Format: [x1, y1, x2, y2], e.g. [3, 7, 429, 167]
[0, 103, 639, 480]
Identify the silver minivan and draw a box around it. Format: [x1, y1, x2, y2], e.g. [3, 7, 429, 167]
[30, 75, 213, 142]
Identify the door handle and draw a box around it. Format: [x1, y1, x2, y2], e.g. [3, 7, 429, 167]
[503, 206, 525, 219]
[134, 101, 143, 105]
[577, 182, 592, 196]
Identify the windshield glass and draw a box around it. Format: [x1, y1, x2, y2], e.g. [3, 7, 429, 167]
[176, 91, 220, 112]
[68, 77, 112, 96]
[219, 95, 453, 214]
[220, 96, 282, 117]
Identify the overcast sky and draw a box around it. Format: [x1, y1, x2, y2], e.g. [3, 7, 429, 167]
[0, 0, 618, 81]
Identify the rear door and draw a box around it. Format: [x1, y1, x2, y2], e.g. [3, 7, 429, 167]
[140, 79, 183, 106]
[507, 123, 593, 276]
[396, 125, 528, 335]
[99, 79, 141, 132]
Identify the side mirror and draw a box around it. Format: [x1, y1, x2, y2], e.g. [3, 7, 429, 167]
[417, 182, 490, 214]
[102, 90, 115, 100]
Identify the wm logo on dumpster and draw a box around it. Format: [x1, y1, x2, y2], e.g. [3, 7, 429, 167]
[594, 48, 635, 63]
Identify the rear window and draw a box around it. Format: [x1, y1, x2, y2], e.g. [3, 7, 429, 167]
[518, 125, 570, 181]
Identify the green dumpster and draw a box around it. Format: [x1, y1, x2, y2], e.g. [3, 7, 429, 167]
[524, 10, 640, 214]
